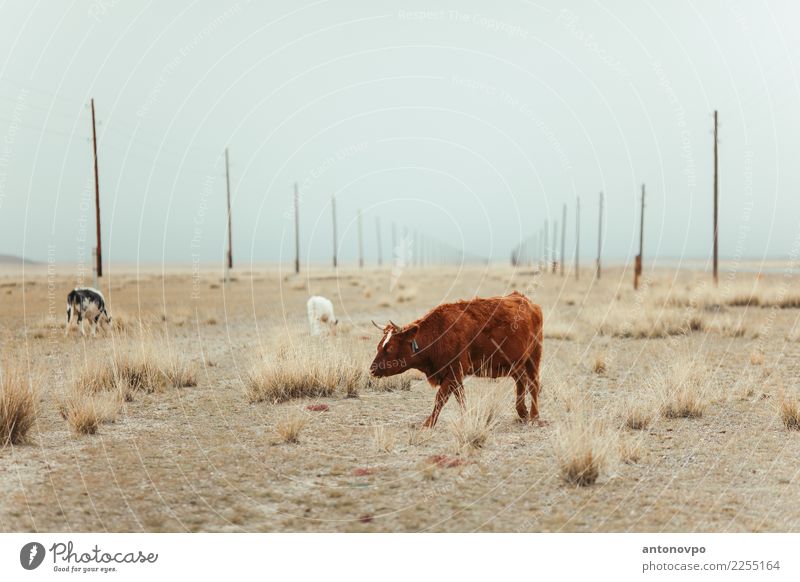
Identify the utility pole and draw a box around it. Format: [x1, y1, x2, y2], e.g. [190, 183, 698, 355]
[376, 216, 383, 266]
[331, 195, 338, 268]
[575, 196, 580, 281]
[224, 148, 233, 272]
[596, 191, 603, 280]
[560, 203, 566, 277]
[543, 220, 548, 274]
[357, 209, 364, 268]
[90, 98, 102, 279]
[713, 110, 719, 286]
[552, 221, 558, 274]
[293, 182, 300, 274]
[540, 227, 545, 271]
[635, 184, 645, 290]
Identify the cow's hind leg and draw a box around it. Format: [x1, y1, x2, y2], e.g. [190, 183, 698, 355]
[514, 375, 529, 421]
[422, 379, 454, 428]
[525, 359, 546, 426]
[65, 306, 72, 335]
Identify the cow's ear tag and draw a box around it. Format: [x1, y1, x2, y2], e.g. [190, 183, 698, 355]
[411, 339, 419, 354]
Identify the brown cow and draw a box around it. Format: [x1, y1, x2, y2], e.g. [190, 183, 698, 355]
[369, 291, 543, 427]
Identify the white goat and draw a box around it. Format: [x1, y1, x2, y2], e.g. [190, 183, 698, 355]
[307, 296, 337, 336]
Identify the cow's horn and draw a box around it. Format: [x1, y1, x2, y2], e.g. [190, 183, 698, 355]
[388, 320, 398, 329]
[371, 319, 384, 330]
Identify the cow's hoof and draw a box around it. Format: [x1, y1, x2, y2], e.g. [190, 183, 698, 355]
[530, 418, 549, 427]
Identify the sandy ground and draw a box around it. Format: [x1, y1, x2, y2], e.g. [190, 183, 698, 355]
[1, 262, 799, 532]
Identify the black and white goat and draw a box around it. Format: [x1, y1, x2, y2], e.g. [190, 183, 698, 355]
[66, 287, 111, 336]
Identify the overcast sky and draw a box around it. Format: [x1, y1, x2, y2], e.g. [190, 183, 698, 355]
[1, 0, 799, 268]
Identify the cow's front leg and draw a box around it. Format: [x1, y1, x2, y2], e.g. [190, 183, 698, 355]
[422, 380, 453, 428]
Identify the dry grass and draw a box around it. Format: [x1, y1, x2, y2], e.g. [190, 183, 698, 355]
[0, 355, 38, 447]
[368, 374, 414, 392]
[372, 425, 396, 453]
[624, 400, 656, 430]
[594, 307, 695, 339]
[780, 396, 800, 430]
[162, 353, 198, 387]
[657, 357, 710, 419]
[544, 323, 574, 340]
[396, 288, 417, 303]
[72, 336, 198, 396]
[592, 353, 607, 374]
[709, 316, 747, 338]
[58, 390, 122, 435]
[750, 350, 765, 366]
[619, 435, 644, 464]
[407, 426, 434, 446]
[554, 415, 610, 486]
[247, 339, 367, 403]
[275, 410, 308, 443]
[448, 388, 503, 450]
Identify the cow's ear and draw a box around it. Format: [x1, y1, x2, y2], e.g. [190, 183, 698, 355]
[403, 324, 419, 339]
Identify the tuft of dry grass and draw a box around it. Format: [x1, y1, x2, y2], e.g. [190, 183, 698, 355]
[162, 353, 198, 387]
[780, 396, 800, 430]
[0, 356, 38, 447]
[749, 350, 765, 366]
[592, 353, 607, 374]
[448, 389, 503, 450]
[111, 343, 165, 393]
[276, 410, 307, 443]
[656, 357, 710, 419]
[372, 425, 396, 453]
[619, 435, 644, 464]
[624, 402, 655, 430]
[368, 374, 414, 392]
[59, 390, 123, 435]
[554, 416, 610, 487]
[247, 339, 367, 404]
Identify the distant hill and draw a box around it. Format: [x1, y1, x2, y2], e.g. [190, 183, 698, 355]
[0, 254, 39, 265]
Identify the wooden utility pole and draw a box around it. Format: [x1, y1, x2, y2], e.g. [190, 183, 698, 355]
[552, 221, 558, 274]
[575, 196, 580, 281]
[331, 195, 338, 268]
[376, 216, 383, 266]
[713, 110, 719, 286]
[224, 148, 233, 271]
[560, 203, 566, 276]
[293, 182, 300, 274]
[635, 184, 645, 290]
[596, 191, 603, 280]
[90, 98, 102, 278]
[357, 209, 364, 268]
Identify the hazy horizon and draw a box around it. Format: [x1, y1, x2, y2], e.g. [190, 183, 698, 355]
[2, 1, 799, 268]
